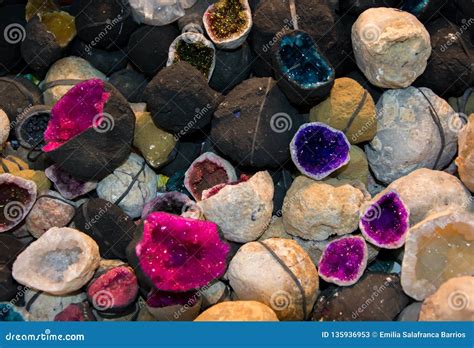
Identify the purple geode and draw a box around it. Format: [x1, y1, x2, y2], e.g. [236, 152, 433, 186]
[318, 236, 368, 286]
[45, 165, 97, 200]
[359, 191, 409, 249]
[135, 212, 230, 292]
[290, 122, 350, 180]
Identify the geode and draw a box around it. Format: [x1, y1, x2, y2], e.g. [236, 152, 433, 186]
[146, 289, 202, 321]
[71, 40, 128, 76]
[12, 227, 100, 295]
[198, 171, 274, 243]
[74, 198, 136, 260]
[210, 77, 301, 168]
[456, 114, 474, 191]
[43, 79, 135, 182]
[228, 238, 318, 321]
[14, 105, 50, 150]
[366, 87, 459, 184]
[328, 146, 369, 186]
[96, 153, 157, 219]
[290, 122, 350, 180]
[272, 30, 335, 106]
[0, 76, 42, 123]
[318, 235, 368, 286]
[0, 109, 9, 148]
[359, 191, 410, 249]
[351, 7, 431, 88]
[401, 210, 474, 301]
[127, 212, 230, 292]
[54, 302, 95, 321]
[45, 165, 97, 200]
[87, 266, 138, 314]
[195, 301, 279, 321]
[0, 173, 37, 233]
[184, 152, 237, 201]
[142, 192, 201, 220]
[108, 69, 147, 103]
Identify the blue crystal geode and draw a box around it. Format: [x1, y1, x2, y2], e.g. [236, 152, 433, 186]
[290, 122, 350, 180]
[401, 0, 443, 20]
[402, 0, 429, 15]
[272, 30, 335, 106]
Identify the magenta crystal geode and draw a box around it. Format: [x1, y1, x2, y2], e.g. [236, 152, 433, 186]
[43, 79, 110, 152]
[359, 191, 409, 249]
[290, 122, 350, 180]
[318, 236, 368, 286]
[135, 212, 230, 292]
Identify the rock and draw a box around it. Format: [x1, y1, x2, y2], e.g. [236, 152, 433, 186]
[401, 0, 447, 21]
[14, 170, 50, 194]
[228, 238, 318, 320]
[366, 87, 459, 184]
[129, 0, 185, 26]
[24, 289, 87, 321]
[54, 302, 95, 321]
[0, 109, 10, 149]
[134, 112, 177, 169]
[42, 57, 106, 106]
[0, 265, 20, 302]
[351, 8, 431, 88]
[97, 153, 157, 219]
[401, 211, 474, 301]
[108, 69, 147, 103]
[419, 276, 474, 321]
[146, 290, 202, 321]
[45, 165, 97, 200]
[12, 227, 100, 295]
[397, 302, 422, 321]
[71, 40, 128, 76]
[201, 281, 230, 309]
[382, 168, 472, 226]
[449, 88, 474, 116]
[282, 176, 367, 241]
[195, 301, 278, 321]
[259, 217, 292, 241]
[456, 114, 474, 191]
[26, 190, 76, 239]
[0, 76, 42, 123]
[310, 78, 376, 144]
[142, 192, 202, 220]
[0, 303, 28, 321]
[312, 273, 410, 321]
[328, 145, 369, 186]
[198, 171, 274, 243]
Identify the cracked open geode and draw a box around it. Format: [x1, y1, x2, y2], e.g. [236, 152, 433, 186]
[290, 122, 350, 181]
[43, 79, 135, 181]
[127, 212, 230, 292]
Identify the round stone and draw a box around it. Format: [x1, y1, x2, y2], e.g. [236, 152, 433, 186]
[456, 114, 474, 191]
[195, 301, 278, 321]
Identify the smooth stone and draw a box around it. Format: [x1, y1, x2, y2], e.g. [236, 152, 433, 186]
[397, 302, 422, 321]
[0, 109, 10, 149]
[456, 114, 474, 191]
[195, 301, 278, 321]
[201, 281, 230, 310]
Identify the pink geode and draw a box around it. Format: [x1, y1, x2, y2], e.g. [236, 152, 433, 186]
[43, 79, 110, 152]
[136, 212, 230, 292]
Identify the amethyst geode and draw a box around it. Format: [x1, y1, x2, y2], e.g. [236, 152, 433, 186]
[127, 212, 230, 292]
[318, 236, 368, 286]
[290, 122, 350, 180]
[359, 191, 409, 249]
[42, 79, 135, 181]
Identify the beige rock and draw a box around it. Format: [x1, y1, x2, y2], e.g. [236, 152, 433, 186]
[282, 176, 367, 240]
[12, 227, 101, 295]
[401, 211, 474, 301]
[198, 171, 274, 243]
[0, 109, 10, 149]
[383, 168, 472, 226]
[25, 289, 87, 321]
[456, 114, 474, 191]
[259, 217, 292, 241]
[228, 238, 318, 321]
[327, 145, 369, 186]
[195, 301, 278, 321]
[351, 8, 431, 88]
[419, 276, 474, 321]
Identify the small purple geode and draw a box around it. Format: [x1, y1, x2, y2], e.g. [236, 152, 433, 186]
[359, 191, 409, 249]
[45, 165, 97, 200]
[318, 236, 368, 286]
[290, 122, 350, 180]
[134, 212, 230, 292]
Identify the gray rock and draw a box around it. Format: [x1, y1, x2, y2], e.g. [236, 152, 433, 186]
[397, 302, 422, 321]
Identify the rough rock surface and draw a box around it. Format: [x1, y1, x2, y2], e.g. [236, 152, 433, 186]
[195, 301, 278, 321]
[282, 176, 367, 240]
[0, 109, 9, 149]
[401, 211, 474, 301]
[419, 276, 474, 321]
[97, 153, 157, 219]
[327, 146, 369, 186]
[456, 114, 474, 191]
[352, 8, 431, 88]
[366, 87, 459, 184]
[198, 171, 274, 243]
[25, 289, 87, 321]
[228, 238, 318, 321]
[12, 227, 100, 295]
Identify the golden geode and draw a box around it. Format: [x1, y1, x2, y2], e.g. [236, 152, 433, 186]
[39, 11, 76, 48]
[456, 114, 474, 192]
[309, 78, 376, 144]
[195, 301, 278, 321]
[401, 211, 474, 301]
[26, 0, 58, 21]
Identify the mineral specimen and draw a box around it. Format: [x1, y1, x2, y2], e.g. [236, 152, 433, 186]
[0, 76, 42, 123]
[15, 105, 50, 150]
[456, 114, 474, 191]
[0, 110, 9, 149]
[45, 165, 97, 200]
[128, 212, 230, 292]
[397, 302, 422, 321]
[146, 289, 201, 321]
[195, 301, 279, 321]
[359, 191, 409, 249]
[228, 238, 318, 321]
[0, 303, 27, 321]
[0, 173, 37, 233]
[318, 236, 368, 286]
[129, 0, 187, 26]
[12, 227, 100, 295]
[401, 211, 474, 300]
[54, 302, 95, 321]
[351, 8, 431, 88]
[210, 77, 300, 168]
[108, 69, 147, 103]
[142, 192, 201, 220]
[72, 41, 128, 76]
[282, 176, 367, 241]
[198, 171, 274, 243]
[184, 152, 237, 201]
[272, 30, 335, 106]
[309, 78, 376, 144]
[366, 87, 459, 184]
[290, 122, 351, 181]
[328, 146, 369, 186]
